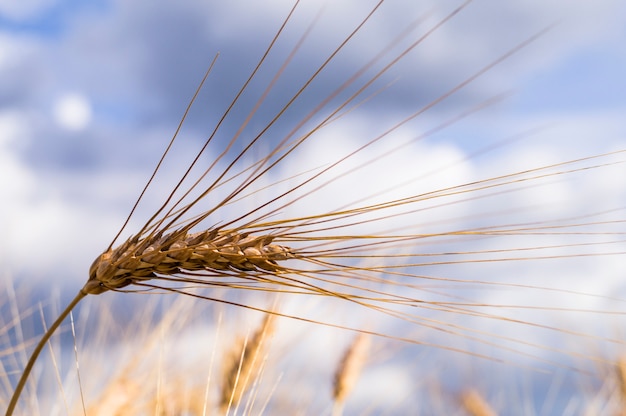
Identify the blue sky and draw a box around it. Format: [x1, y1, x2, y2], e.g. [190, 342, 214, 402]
[1, 0, 626, 412]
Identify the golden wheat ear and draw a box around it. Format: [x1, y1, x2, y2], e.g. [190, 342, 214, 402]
[612, 355, 626, 412]
[460, 390, 497, 416]
[332, 333, 370, 416]
[219, 313, 275, 415]
[83, 229, 295, 296]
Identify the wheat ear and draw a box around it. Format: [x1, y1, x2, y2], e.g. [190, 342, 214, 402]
[460, 390, 497, 416]
[614, 355, 626, 414]
[219, 313, 275, 414]
[332, 333, 370, 416]
[84, 229, 294, 294]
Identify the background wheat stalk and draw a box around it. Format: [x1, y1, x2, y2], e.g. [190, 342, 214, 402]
[332, 333, 370, 416]
[2, 0, 626, 414]
[219, 313, 274, 414]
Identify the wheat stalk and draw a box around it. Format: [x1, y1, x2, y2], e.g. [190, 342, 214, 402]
[332, 333, 370, 416]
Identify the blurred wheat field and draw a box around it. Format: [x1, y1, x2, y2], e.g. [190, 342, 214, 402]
[1, 0, 626, 414]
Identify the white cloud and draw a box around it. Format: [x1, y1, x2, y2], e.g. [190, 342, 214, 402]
[53, 92, 93, 131]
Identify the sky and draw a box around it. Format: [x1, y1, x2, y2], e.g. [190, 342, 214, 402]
[1, 0, 626, 412]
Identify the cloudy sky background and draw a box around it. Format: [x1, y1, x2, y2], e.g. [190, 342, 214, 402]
[1, 0, 625, 282]
[1, 0, 626, 412]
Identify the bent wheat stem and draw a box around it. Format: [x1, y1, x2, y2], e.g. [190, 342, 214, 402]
[6, 291, 86, 416]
